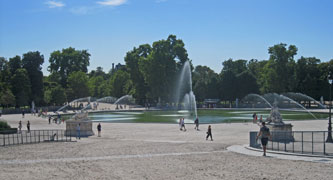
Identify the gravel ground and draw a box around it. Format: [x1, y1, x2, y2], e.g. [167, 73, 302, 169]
[0, 114, 332, 180]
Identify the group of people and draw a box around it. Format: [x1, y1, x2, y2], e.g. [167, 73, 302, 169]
[252, 113, 264, 124]
[18, 120, 30, 133]
[178, 117, 213, 141]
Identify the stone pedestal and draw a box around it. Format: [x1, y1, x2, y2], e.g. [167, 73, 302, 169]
[65, 120, 94, 137]
[267, 123, 294, 142]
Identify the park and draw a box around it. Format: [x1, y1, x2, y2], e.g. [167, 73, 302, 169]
[1, 0, 333, 179]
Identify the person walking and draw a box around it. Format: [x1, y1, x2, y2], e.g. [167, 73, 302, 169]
[18, 121, 22, 133]
[48, 115, 51, 124]
[22, 110, 25, 118]
[206, 125, 213, 141]
[194, 117, 199, 130]
[27, 121, 30, 133]
[181, 118, 186, 131]
[179, 118, 182, 131]
[76, 123, 81, 140]
[256, 122, 271, 156]
[97, 123, 101, 137]
[252, 113, 257, 123]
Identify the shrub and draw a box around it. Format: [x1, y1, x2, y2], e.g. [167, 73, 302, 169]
[0, 121, 11, 130]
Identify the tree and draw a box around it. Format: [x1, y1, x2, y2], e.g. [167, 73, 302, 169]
[109, 69, 131, 98]
[262, 43, 297, 93]
[139, 35, 190, 102]
[222, 59, 247, 75]
[124, 44, 151, 104]
[88, 76, 105, 98]
[219, 70, 237, 101]
[48, 47, 90, 87]
[235, 71, 259, 98]
[44, 85, 67, 105]
[67, 71, 90, 101]
[192, 65, 219, 101]
[295, 57, 321, 99]
[8, 55, 21, 75]
[22, 51, 44, 105]
[11, 68, 31, 107]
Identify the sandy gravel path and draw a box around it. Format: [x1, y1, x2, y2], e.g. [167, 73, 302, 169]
[0, 114, 332, 179]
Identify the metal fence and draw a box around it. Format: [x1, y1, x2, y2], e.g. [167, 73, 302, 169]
[0, 130, 74, 146]
[250, 131, 333, 156]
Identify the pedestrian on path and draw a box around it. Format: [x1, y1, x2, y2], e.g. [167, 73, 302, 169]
[194, 117, 199, 130]
[97, 123, 101, 137]
[18, 121, 22, 133]
[256, 122, 271, 156]
[206, 125, 213, 141]
[179, 118, 182, 131]
[27, 121, 30, 133]
[181, 118, 186, 131]
[76, 123, 81, 139]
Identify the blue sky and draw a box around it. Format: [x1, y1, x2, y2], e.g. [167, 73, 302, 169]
[0, 0, 332, 75]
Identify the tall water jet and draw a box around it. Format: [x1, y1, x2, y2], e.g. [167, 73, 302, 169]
[81, 96, 117, 111]
[242, 93, 273, 108]
[56, 97, 91, 112]
[279, 94, 318, 120]
[175, 61, 197, 118]
[114, 95, 135, 105]
[283, 92, 326, 109]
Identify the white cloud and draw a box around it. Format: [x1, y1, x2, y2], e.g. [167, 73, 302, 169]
[97, 0, 127, 6]
[45, 1, 65, 8]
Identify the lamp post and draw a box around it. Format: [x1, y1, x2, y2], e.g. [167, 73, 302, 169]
[326, 72, 333, 142]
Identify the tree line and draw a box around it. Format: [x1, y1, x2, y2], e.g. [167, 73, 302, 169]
[0, 35, 332, 108]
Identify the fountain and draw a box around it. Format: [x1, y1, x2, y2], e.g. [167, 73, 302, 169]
[175, 61, 197, 118]
[283, 92, 326, 109]
[279, 94, 318, 120]
[65, 110, 94, 137]
[241, 93, 272, 108]
[56, 97, 91, 113]
[114, 95, 134, 105]
[81, 96, 117, 111]
[266, 101, 294, 142]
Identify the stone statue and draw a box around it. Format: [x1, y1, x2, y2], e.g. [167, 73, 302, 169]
[266, 103, 284, 125]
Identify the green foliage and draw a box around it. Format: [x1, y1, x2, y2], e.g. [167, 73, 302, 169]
[49, 47, 90, 87]
[138, 35, 189, 102]
[88, 76, 105, 98]
[44, 85, 67, 105]
[0, 121, 11, 130]
[262, 43, 298, 93]
[124, 44, 151, 104]
[11, 68, 31, 107]
[109, 69, 131, 98]
[67, 71, 90, 101]
[193, 65, 219, 101]
[8, 55, 21, 75]
[22, 51, 44, 105]
[0, 87, 15, 107]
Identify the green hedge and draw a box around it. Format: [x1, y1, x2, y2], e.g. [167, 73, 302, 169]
[0, 121, 11, 130]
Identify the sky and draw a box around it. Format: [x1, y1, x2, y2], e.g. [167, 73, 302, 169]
[0, 0, 332, 75]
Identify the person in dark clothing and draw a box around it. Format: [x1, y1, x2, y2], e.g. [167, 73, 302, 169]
[194, 117, 199, 130]
[206, 125, 213, 141]
[97, 123, 101, 137]
[48, 115, 51, 124]
[256, 122, 271, 156]
[22, 110, 25, 118]
[27, 121, 30, 133]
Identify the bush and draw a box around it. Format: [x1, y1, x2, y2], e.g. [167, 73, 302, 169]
[0, 121, 11, 130]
